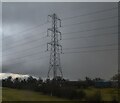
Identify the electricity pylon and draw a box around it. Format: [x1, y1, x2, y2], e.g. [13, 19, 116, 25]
[47, 13, 63, 79]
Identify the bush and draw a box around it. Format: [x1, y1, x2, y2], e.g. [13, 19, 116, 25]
[85, 90, 102, 102]
[51, 87, 86, 100]
[111, 95, 118, 103]
[77, 90, 86, 100]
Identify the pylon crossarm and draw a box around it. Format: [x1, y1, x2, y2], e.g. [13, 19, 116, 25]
[47, 28, 54, 36]
[47, 15, 52, 22]
[56, 18, 61, 27]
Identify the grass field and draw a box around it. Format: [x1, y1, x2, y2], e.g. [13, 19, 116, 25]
[2, 87, 120, 101]
[2, 88, 67, 101]
[0, 87, 2, 102]
[83, 87, 119, 101]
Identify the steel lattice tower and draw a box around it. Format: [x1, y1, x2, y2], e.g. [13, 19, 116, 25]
[47, 13, 63, 79]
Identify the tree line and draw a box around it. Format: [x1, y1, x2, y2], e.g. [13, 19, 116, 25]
[2, 76, 86, 100]
[1, 74, 120, 101]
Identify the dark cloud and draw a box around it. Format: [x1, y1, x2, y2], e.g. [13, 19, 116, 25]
[2, 2, 118, 80]
[0, 2, 2, 74]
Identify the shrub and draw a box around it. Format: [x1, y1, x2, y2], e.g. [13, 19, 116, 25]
[51, 87, 86, 100]
[85, 90, 102, 102]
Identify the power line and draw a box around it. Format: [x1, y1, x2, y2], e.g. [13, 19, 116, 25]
[3, 27, 117, 52]
[2, 43, 46, 52]
[3, 31, 47, 43]
[3, 35, 47, 50]
[3, 25, 118, 50]
[3, 7, 118, 40]
[3, 49, 48, 62]
[3, 31, 46, 46]
[62, 25, 118, 35]
[62, 32, 117, 41]
[2, 48, 118, 70]
[62, 7, 118, 20]
[3, 14, 118, 44]
[3, 22, 48, 39]
[3, 15, 117, 45]
[3, 31, 117, 54]
[63, 43, 117, 50]
[4, 55, 49, 66]
[61, 16, 118, 28]
[3, 32, 117, 57]
[63, 48, 117, 54]
[3, 42, 117, 60]
[2, 44, 45, 56]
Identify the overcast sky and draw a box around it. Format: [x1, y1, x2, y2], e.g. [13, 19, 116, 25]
[2, 2, 118, 80]
[0, 3, 1, 73]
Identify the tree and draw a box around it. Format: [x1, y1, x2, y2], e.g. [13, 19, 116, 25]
[85, 76, 94, 87]
[111, 74, 120, 81]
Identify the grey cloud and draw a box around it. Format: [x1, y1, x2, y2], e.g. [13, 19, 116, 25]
[2, 2, 118, 80]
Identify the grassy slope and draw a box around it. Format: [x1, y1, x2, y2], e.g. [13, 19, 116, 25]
[2, 87, 67, 101]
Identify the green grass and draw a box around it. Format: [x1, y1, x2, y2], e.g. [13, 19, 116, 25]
[2, 87, 68, 101]
[2, 87, 120, 101]
[83, 87, 119, 101]
[0, 87, 2, 102]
